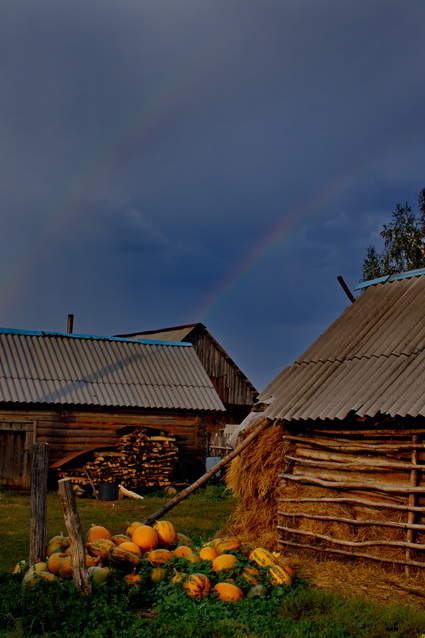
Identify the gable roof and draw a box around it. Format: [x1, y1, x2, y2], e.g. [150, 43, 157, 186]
[0, 328, 225, 412]
[117, 323, 258, 399]
[259, 272, 425, 422]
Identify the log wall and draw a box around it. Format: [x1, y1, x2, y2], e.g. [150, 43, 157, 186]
[0, 407, 212, 489]
[277, 420, 425, 570]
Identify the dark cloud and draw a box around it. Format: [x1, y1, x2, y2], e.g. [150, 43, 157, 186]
[1, 0, 425, 390]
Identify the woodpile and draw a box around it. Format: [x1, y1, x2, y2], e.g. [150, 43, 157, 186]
[57, 429, 179, 493]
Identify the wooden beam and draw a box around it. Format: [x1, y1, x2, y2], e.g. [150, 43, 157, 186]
[29, 443, 49, 566]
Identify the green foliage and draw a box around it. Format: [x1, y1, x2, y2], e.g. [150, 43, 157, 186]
[361, 194, 425, 282]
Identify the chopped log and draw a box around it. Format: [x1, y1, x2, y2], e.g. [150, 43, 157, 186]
[58, 478, 91, 596]
[29, 443, 49, 566]
[277, 539, 425, 568]
[142, 419, 271, 526]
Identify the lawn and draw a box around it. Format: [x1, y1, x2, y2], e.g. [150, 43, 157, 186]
[1, 486, 425, 638]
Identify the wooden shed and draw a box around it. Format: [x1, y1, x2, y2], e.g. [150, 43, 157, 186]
[228, 269, 425, 571]
[0, 328, 225, 490]
[117, 323, 258, 454]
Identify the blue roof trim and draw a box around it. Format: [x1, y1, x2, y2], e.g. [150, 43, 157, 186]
[354, 267, 425, 291]
[0, 327, 192, 347]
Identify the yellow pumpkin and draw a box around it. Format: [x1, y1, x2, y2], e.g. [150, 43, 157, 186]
[214, 582, 244, 601]
[46, 535, 71, 557]
[87, 539, 115, 560]
[59, 556, 73, 579]
[249, 547, 277, 568]
[150, 567, 167, 584]
[23, 570, 58, 586]
[47, 552, 68, 575]
[153, 520, 177, 547]
[212, 554, 238, 572]
[112, 534, 132, 546]
[183, 573, 211, 599]
[268, 564, 293, 586]
[132, 524, 159, 552]
[241, 566, 260, 585]
[108, 546, 140, 572]
[125, 521, 143, 538]
[183, 552, 202, 564]
[124, 572, 142, 586]
[118, 541, 142, 557]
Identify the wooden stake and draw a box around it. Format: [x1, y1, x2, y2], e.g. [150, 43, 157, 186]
[142, 418, 271, 526]
[58, 478, 92, 596]
[405, 434, 419, 576]
[29, 442, 49, 566]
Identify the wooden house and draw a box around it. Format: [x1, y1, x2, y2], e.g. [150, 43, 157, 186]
[117, 323, 258, 454]
[230, 269, 425, 570]
[0, 328, 225, 490]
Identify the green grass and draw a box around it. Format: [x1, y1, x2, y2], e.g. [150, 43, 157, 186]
[1, 486, 425, 638]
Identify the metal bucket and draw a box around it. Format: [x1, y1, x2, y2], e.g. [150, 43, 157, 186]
[98, 482, 119, 501]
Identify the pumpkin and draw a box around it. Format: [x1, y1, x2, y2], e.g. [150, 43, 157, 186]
[13, 560, 29, 573]
[112, 534, 132, 546]
[124, 572, 142, 586]
[176, 533, 192, 545]
[46, 534, 71, 557]
[268, 564, 293, 586]
[249, 547, 277, 568]
[150, 567, 167, 584]
[170, 569, 187, 586]
[108, 546, 140, 572]
[183, 573, 211, 599]
[246, 584, 268, 598]
[85, 555, 99, 568]
[87, 565, 108, 587]
[118, 541, 142, 557]
[173, 545, 193, 558]
[214, 582, 244, 601]
[125, 521, 143, 538]
[153, 520, 177, 547]
[59, 556, 73, 579]
[214, 538, 241, 555]
[198, 546, 218, 561]
[132, 524, 159, 551]
[183, 552, 202, 564]
[85, 525, 112, 544]
[23, 570, 57, 586]
[147, 548, 173, 565]
[212, 554, 238, 572]
[240, 566, 260, 585]
[26, 562, 48, 575]
[47, 552, 68, 575]
[87, 538, 115, 559]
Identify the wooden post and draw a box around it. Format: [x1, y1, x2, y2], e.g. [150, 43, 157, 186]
[58, 478, 92, 595]
[29, 442, 49, 566]
[142, 419, 270, 526]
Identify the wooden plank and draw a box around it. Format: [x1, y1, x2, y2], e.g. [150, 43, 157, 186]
[29, 443, 49, 566]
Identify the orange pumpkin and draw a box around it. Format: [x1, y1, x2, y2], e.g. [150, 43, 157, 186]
[173, 545, 193, 558]
[118, 541, 142, 557]
[183, 552, 202, 564]
[132, 524, 159, 552]
[241, 566, 260, 585]
[214, 538, 241, 555]
[198, 546, 218, 561]
[112, 534, 132, 546]
[47, 552, 68, 575]
[46, 535, 71, 557]
[108, 546, 140, 572]
[87, 539, 115, 560]
[212, 554, 238, 572]
[125, 521, 143, 538]
[85, 525, 112, 544]
[214, 582, 244, 601]
[59, 556, 73, 579]
[147, 548, 173, 565]
[124, 572, 142, 586]
[150, 567, 167, 584]
[183, 573, 211, 599]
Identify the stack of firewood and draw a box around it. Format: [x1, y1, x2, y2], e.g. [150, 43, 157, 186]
[58, 429, 179, 492]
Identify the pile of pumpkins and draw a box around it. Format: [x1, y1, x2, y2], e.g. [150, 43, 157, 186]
[14, 520, 294, 602]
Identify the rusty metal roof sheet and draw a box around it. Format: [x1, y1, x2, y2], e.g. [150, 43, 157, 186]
[0, 329, 225, 412]
[259, 273, 425, 422]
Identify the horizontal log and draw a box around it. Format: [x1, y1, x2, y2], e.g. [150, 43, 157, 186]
[286, 454, 419, 473]
[278, 496, 425, 513]
[277, 539, 425, 568]
[297, 428, 425, 436]
[280, 473, 425, 493]
[290, 450, 423, 471]
[277, 511, 425, 531]
[284, 435, 425, 452]
[276, 525, 425, 550]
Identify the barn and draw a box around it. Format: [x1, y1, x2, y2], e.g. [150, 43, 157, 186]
[117, 323, 258, 454]
[227, 269, 425, 573]
[0, 328, 225, 490]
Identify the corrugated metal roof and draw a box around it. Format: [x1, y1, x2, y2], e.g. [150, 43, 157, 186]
[259, 273, 425, 422]
[119, 325, 196, 343]
[0, 329, 225, 412]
